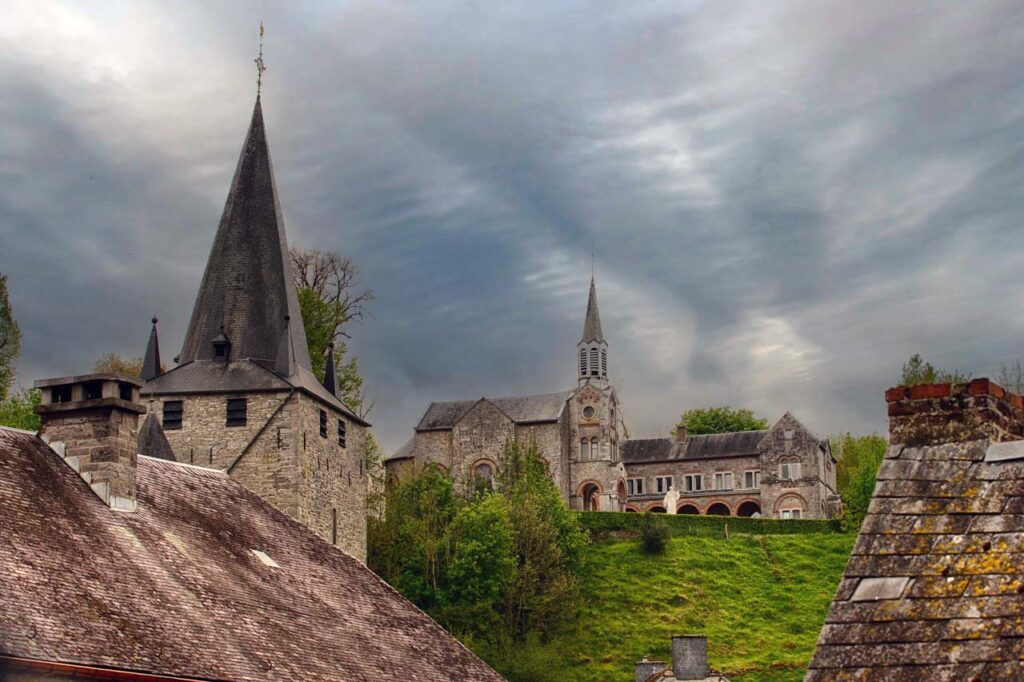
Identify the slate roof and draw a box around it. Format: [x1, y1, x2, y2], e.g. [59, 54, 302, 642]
[142, 360, 367, 425]
[415, 391, 572, 431]
[621, 431, 768, 463]
[136, 413, 176, 462]
[141, 317, 161, 382]
[385, 437, 416, 463]
[0, 426, 501, 681]
[177, 96, 312, 372]
[806, 439, 1024, 680]
[581, 277, 605, 343]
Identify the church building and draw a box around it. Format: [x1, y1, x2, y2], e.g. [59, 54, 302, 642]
[387, 279, 841, 520]
[137, 92, 371, 561]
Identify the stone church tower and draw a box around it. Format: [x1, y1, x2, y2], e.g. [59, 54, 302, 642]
[567, 278, 627, 511]
[139, 95, 370, 561]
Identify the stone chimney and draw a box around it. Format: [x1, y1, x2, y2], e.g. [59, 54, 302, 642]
[885, 379, 1024, 446]
[676, 424, 688, 444]
[671, 635, 708, 680]
[35, 373, 145, 511]
[634, 656, 667, 682]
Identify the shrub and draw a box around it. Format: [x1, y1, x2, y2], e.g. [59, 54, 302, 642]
[637, 513, 669, 554]
[576, 511, 843, 538]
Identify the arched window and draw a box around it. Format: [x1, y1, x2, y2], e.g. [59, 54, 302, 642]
[581, 439, 589, 459]
[590, 347, 599, 376]
[601, 349, 607, 376]
[474, 462, 494, 487]
[579, 348, 587, 376]
[590, 437, 599, 459]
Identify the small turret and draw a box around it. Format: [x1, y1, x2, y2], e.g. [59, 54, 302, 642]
[141, 317, 162, 382]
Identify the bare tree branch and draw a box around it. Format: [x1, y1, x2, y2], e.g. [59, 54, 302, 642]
[290, 248, 373, 340]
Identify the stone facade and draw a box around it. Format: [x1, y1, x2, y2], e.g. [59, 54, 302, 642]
[622, 414, 839, 519]
[146, 389, 367, 560]
[885, 378, 1024, 446]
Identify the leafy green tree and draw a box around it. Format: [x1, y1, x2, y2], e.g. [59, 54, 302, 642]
[290, 248, 372, 415]
[831, 433, 887, 529]
[94, 353, 144, 378]
[675, 406, 768, 436]
[0, 387, 40, 431]
[900, 353, 970, 386]
[0, 274, 21, 400]
[637, 512, 669, 554]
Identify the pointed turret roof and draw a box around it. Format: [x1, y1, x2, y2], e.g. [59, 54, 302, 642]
[141, 317, 162, 382]
[137, 413, 176, 462]
[177, 96, 312, 371]
[323, 343, 338, 397]
[581, 277, 605, 343]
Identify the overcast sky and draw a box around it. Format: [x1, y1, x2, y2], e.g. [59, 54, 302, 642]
[3, 1, 1023, 452]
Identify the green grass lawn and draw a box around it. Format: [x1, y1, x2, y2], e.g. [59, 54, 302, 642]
[548, 532, 855, 681]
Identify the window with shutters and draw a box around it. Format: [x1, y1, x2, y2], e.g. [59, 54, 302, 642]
[579, 349, 587, 375]
[163, 400, 183, 430]
[225, 398, 247, 427]
[319, 409, 327, 438]
[600, 349, 607, 375]
[590, 348, 599, 376]
[338, 419, 347, 448]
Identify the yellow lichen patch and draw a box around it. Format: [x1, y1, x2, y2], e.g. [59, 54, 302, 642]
[965, 575, 1024, 596]
[912, 576, 971, 598]
[950, 552, 1022, 575]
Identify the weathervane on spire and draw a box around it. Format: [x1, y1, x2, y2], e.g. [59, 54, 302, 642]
[255, 21, 266, 95]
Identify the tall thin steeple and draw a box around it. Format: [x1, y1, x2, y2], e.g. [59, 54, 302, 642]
[323, 343, 338, 397]
[141, 317, 162, 382]
[577, 277, 608, 385]
[176, 94, 312, 373]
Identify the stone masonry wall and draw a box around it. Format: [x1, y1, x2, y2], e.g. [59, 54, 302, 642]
[514, 420, 567, 496]
[39, 405, 140, 506]
[624, 454, 761, 514]
[146, 390, 367, 561]
[759, 413, 836, 519]
[886, 379, 1024, 446]
[450, 400, 515, 492]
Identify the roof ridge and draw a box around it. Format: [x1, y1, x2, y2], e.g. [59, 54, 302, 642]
[0, 424, 38, 436]
[139, 455, 229, 475]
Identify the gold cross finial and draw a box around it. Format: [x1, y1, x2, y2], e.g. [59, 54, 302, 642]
[255, 21, 266, 95]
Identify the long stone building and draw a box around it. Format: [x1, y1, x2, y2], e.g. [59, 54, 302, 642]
[387, 279, 841, 519]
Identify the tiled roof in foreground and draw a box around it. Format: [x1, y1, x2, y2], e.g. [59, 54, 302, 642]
[807, 439, 1024, 678]
[0, 427, 501, 681]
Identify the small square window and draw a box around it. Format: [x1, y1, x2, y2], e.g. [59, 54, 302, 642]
[338, 419, 347, 448]
[163, 400, 183, 430]
[226, 398, 247, 427]
[319, 409, 327, 438]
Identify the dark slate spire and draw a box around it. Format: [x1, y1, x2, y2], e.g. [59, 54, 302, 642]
[323, 343, 338, 397]
[177, 96, 312, 373]
[137, 413, 176, 462]
[141, 317, 162, 382]
[581, 277, 605, 343]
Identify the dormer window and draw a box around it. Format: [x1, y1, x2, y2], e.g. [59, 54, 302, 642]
[212, 326, 231, 361]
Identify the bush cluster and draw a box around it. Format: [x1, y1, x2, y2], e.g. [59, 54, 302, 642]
[637, 513, 670, 554]
[577, 510, 843, 537]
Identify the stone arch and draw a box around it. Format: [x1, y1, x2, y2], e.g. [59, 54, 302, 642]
[773, 492, 808, 518]
[705, 501, 732, 516]
[624, 504, 641, 513]
[616, 479, 627, 500]
[471, 458, 497, 487]
[677, 503, 700, 515]
[736, 499, 761, 517]
[646, 504, 667, 513]
[577, 480, 603, 511]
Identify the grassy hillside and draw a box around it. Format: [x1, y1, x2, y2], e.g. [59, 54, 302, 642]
[542, 531, 855, 681]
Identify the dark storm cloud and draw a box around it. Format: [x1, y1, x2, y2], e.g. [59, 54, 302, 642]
[3, 1, 1023, 450]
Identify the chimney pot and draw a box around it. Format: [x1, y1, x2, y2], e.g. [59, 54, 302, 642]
[34, 373, 145, 511]
[671, 635, 708, 680]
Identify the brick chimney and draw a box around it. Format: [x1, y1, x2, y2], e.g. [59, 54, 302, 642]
[634, 656, 667, 682]
[676, 424, 688, 444]
[35, 373, 145, 511]
[885, 379, 1024, 446]
[671, 635, 708, 680]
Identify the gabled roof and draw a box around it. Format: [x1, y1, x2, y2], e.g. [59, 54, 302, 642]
[0, 427, 500, 681]
[621, 431, 768, 463]
[415, 391, 572, 431]
[141, 359, 368, 426]
[385, 437, 415, 463]
[807, 440, 1024, 680]
[581, 277, 605, 343]
[177, 96, 312, 372]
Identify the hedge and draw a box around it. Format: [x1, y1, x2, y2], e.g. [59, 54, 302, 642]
[575, 511, 844, 537]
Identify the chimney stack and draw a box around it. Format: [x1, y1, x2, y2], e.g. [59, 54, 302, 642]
[634, 656, 667, 682]
[885, 379, 1024, 446]
[35, 373, 145, 511]
[676, 424, 688, 444]
[671, 635, 708, 680]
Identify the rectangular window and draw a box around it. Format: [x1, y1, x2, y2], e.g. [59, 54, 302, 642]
[781, 462, 801, 480]
[684, 474, 703, 492]
[781, 509, 802, 520]
[627, 478, 644, 496]
[338, 419, 347, 448]
[331, 508, 338, 544]
[744, 470, 761, 489]
[162, 400, 183, 430]
[714, 472, 733, 490]
[655, 476, 673, 494]
[319, 409, 327, 438]
[226, 398, 247, 427]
